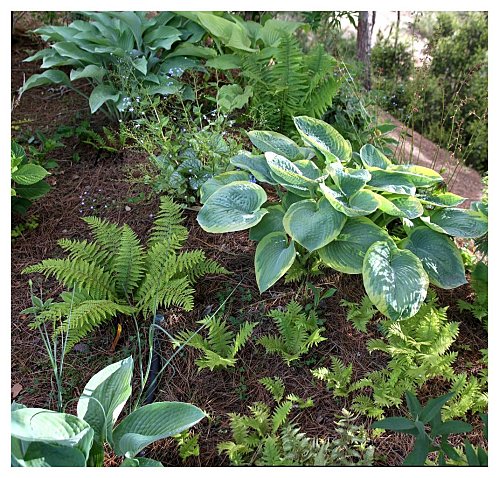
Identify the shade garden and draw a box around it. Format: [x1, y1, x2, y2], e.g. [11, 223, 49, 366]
[11, 11, 488, 467]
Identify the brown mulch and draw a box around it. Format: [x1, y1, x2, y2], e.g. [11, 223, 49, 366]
[11, 29, 487, 468]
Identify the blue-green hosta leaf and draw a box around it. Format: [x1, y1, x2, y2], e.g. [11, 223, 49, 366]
[12, 164, 49, 185]
[428, 208, 488, 238]
[326, 162, 371, 197]
[11, 408, 94, 464]
[265, 152, 317, 189]
[293, 160, 322, 180]
[77, 356, 133, 446]
[52, 41, 100, 64]
[216, 84, 253, 113]
[121, 457, 164, 467]
[360, 144, 392, 169]
[205, 54, 242, 70]
[293, 116, 352, 163]
[249, 205, 285, 241]
[318, 217, 395, 274]
[299, 147, 316, 160]
[372, 193, 424, 219]
[367, 169, 416, 195]
[20, 70, 71, 94]
[199, 171, 251, 204]
[255, 232, 296, 293]
[283, 198, 346, 251]
[320, 183, 379, 217]
[418, 191, 466, 208]
[401, 227, 466, 289]
[132, 57, 148, 75]
[70, 64, 107, 82]
[13, 442, 87, 467]
[387, 164, 443, 188]
[363, 241, 429, 320]
[112, 402, 205, 457]
[89, 85, 120, 114]
[197, 181, 268, 233]
[470, 201, 488, 217]
[230, 151, 276, 184]
[247, 130, 303, 160]
[143, 25, 182, 51]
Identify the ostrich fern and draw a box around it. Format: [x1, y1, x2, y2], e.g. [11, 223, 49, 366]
[22, 197, 228, 349]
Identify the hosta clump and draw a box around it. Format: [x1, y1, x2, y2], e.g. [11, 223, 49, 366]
[196, 115, 488, 320]
[22, 197, 228, 349]
[11, 356, 205, 467]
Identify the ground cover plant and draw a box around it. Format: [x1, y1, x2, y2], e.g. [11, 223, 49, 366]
[11, 10, 488, 468]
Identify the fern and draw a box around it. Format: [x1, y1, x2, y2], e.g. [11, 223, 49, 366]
[257, 301, 326, 365]
[22, 197, 228, 349]
[458, 261, 488, 327]
[340, 295, 376, 333]
[172, 315, 257, 370]
[312, 357, 353, 398]
[442, 372, 488, 420]
[259, 377, 285, 403]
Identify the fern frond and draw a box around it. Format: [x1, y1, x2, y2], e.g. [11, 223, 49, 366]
[259, 377, 285, 403]
[149, 196, 188, 246]
[186, 256, 230, 283]
[82, 216, 122, 258]
[271, 401, 293, 433]
[57, 238, 109, 267]
[232, 321, 258, 356]
[261, 436, 282, 465]
[195, 349, 237, 370]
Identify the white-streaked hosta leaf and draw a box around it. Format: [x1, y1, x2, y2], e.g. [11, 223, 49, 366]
[299, 147, 316, 160]
[249, 205, 285, 241]
[428, 208, 488, 238]
[318, 217, 395, 274]
[372, 193, 424, 219]
[112, 402, 205, 457]
[293, 159, 322, 180]
[265, 152, 316, 189]
[20, 70, 71, 94]
[12, 164, 49, 185]
[230, 151, 276, 184]
[283, 198, 346, 251]
[367, 169, 416, 195]
[77, 356, 133, 446]
[247, 130, 303, 160]
[199, 171, 251, 204]
[89, 84, 120, 113]
[363, 241, 429, 320]
[197, 181, 268, 233]
[360, 144, 392, 169]
[293, 116, 352, 163]
[387, 164, 443, 187]
[418, 192, 466, 208]
[401, 227, 466, 289]
[326, 162, 371, 197]
[70, 65, 107, 82]
[255, 232, 296, 292]
[320, 183, 379, 217]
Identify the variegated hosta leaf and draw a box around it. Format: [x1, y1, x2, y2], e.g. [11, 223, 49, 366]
[427, 208, 488, 238]
[320, 183, 379, 217]
[255, 232, 296, 293]
[367, 169, 416, 195]
[418, 191, 466, 208]
[360, 144, 392, 169]
[197, 181, 268, 233]
[326, 162, 371, 197]
[293, 159, 322, 180]
[363, 241, 429, 320]
[293, 116, 352, 163]
[318, 217, 395, 274]
[283, 198, 346, 251]
[387, 164, 443, 188]
[247, 130, 304, 160]
[249, 205, 286, 241]
[199, 171, 251, 203]
[372, 193, 424, 219]
[401, 227, 466, 289]
[230, 151, 277, 184]
[265, 152, 317, 188]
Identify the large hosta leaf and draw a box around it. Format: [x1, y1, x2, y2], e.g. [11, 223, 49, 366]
[320, 183, 379, 217]
[283, 198, 346, 251]
[197, 181, 268, 233]
[248, 130, 303, 160]
[367, 169, 416, 195]
[230, 151, 276, 184]
[19, 70, 71, 94]
[255, 232, 296, 293]
[326, 162, 371, 197]
[77, 356, 133, 445]
[428, 208, 488, 238]
[319, 217, 395, 274]
[293, 116, 352, 163]
[360, 144, 392, 169]
[373, 193, 424, 219]
[199, 171, 251, 203]
[387, 164, 443, 187]
[112, 402, 205, 457]
[293, 159, 322, 180]
[265, 152, 316, 189]
[363, 241, 429, 320]
[418, 192, 466, 208]
[89, 84, 120, 114]
[249, 205, 285, 241]
[401, 227, 466, 289]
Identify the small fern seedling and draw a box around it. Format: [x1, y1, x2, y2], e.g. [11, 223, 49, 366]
[172, 315, 257, 371]
[311, 357, 353, 398]
[257, 301, 326, 365]
[340, 295, 376, 333]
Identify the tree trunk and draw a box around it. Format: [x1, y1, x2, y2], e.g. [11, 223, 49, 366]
[357, 11, 374, 90]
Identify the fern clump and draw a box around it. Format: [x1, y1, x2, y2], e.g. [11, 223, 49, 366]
[458, 261, 488, 328]
[257, 301, 326, 365]
[22, 197, 228, 349]
[340, 295, 376, 333]
[311, 357, 353, 398]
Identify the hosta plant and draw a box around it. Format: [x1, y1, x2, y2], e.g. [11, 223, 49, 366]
[22, 196, 228, 348]
[20, 12, 209, 121]
[11, 356, 205, 467]
[196, 115, 488, 320]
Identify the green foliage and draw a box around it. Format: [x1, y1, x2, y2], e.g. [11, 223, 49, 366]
[196, 116, 487, 320]
[458, 261, 488, 327]
[257, 301, 326, 365]
[12, 356, 205, 467]
[172, 315, 257, 370]
[311, 357, 353, 398]
[371, 37, 413, 81]
[22, 197, 228, 349]
[174, 431, 200, 461]
[340, 295, 376, 333]
[372, 391, 486, 466]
